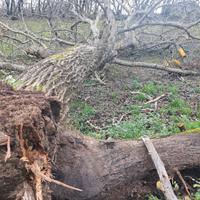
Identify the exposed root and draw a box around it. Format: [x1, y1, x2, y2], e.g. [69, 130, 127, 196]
[0, 132, 11, 162]
[29, 161, 83, 192]
[16, 123, 82, 200]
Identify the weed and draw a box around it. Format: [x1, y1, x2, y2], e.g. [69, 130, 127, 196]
[102, 112, 174, 139]
[128, 105, 142, 115]
[194, 87, 200, 94]
[132, 79, 141, 90]
[142, 81, 163, 96]
[166, 84, 178, 95]
[69, 100, 96, 133]
[195, 191, 200, 200]
[84, 79, 97, 86]
[111, 91, 118, 102]
[193, 179, 200, 200]
[135, 93, 148, 102]
[166, 97, 192, 116]
[147, 194, 160, 200]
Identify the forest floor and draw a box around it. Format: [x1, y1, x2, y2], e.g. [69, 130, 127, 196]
[69, 62, 200, 140]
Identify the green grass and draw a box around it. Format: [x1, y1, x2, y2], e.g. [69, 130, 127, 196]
[68, 80, 200, 140]
[102, 112, 172, 139]
[132, 78, 142, 90]
[195, 191, 200, 200]
[147, 195, 160, 200]
[194, 86, 200, 94]
[84, 79, 97, 86]
[69, 100, 96, 133]
[141, 81, 164, 96]
[135, 93, 148, 102]
[162, 96, 192, 116]
[111, 91, 119, 102]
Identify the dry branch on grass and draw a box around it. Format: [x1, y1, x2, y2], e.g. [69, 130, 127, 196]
[0, 61, 26, 72]
[114, 58, 200, 76]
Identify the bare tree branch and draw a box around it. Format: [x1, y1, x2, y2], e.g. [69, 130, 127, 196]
[0, 62, 26, 72]
[114, 58, 200, 76]
[0, 21, 47, 49]
[119, 22, 200, 41]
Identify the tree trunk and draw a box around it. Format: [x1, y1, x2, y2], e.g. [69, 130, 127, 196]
[52, 131, 200, 200]
[19, 44, 113, 120]
[1, 82, 200, 200]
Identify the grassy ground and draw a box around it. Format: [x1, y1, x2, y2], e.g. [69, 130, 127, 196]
[68, 64, 200, 140]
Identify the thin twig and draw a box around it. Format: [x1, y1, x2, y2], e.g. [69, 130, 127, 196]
[94, 71, 106, 85]
[175, 168, 191, 197]
[145, 94, 167, 104]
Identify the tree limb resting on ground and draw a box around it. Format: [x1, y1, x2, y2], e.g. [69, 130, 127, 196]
[114, 58, 200, 76]
[0, 62, 26, 72]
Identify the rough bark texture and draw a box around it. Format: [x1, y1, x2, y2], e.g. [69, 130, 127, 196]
[18, 44, 113, 121]
[19, 45, 111, 99]
[0, 82, 200, 200]
[0, 81, 61, 200]
[52, 132, 200, 200]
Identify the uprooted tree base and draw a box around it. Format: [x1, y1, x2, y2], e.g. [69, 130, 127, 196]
[0, 82, 200, 200]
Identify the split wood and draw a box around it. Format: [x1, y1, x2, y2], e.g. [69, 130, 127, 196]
[142, 136, 178, 200]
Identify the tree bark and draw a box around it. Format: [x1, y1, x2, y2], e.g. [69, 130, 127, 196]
[52, 131, 200, 200]
[19, 44, 113, 120]
[114, 58, 200, 76]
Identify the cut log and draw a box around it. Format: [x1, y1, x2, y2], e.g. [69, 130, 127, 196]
[0, 82, 200, 200]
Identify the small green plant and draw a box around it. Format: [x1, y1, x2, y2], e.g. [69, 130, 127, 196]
[167, 97, 192, 116]
[69, 100, 96, 133]
[194, 87, 200, 94]
[84, 79, 96, 86]
[195, 191, 200, 200]
[167, 84, 178, 95]
[148, 194, 160, 200]
[111, 91, 118, 103]
[142, 81, 163, 96]
[128, 105, 142, 115]
[193, 180, 200, 200]
[132, 79, 141, 90]
[135, 93, 148, 102]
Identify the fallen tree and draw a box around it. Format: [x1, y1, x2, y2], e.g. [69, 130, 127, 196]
[0, 82, 200, 200]
[0, 1, 200, 199]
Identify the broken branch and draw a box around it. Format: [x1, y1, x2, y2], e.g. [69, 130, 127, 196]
[142, 136, 178, 200]
[114, 59, 200, 76]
